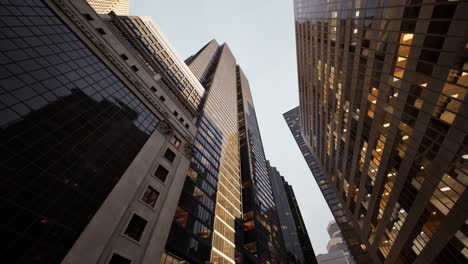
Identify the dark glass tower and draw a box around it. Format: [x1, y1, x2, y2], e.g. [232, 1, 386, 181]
[293, 0, 468, 263]
[1, 0, 199, 263]
[237, 68, 284, 264]
[267, 161, 318, 264]
[281, 173, 317, 264]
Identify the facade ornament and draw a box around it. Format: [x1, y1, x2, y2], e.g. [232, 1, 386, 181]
[157, 119, 174, 135]
[51, 0, 163, 113]
[182, 143, 195, 159]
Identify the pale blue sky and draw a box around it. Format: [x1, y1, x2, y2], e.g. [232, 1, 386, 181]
[131, 0, 334, 254]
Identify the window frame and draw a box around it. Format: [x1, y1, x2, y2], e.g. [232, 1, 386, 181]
[153, 165, 169, 182]
[122, 213, 148, 243]
[139, 184, 160, 209]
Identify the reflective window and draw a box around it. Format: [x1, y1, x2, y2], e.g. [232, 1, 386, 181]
[154, 165, 169, 182]
[142, 186, 159, 207]
[123, 214, 147, 242]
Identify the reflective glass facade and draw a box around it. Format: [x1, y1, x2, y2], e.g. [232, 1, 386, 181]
[267, 161, 308, 264]
[166, 41, 242, 264]
[165, 113, 221, 263]
[0, 0, 159, 263]
[237, 68, 284, 264]
[294, 0, 468, 263]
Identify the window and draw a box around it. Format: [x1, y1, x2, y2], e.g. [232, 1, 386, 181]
[120, 54, 129, 60]
[108, 254, 131, 264]
[432, 4, 456, 19]
[173, 206, 189, 227]
[164, 149, 176, 163]
[154, 165, 169, 182]
[83, 14, 93, 21]
[159, 96, 165, 102]
[142, 186, 159, 207]
[124, 214, 147, 241]
[184, 124, 190, 129]
[428, 21, 451, 34]
[173, 111, 178, 116]
[131, 66, 138, 72]
[96, 28, 106, 35]
[179, 117, 184, 123]
[170, 135, 181, 149]
[150, 86, 156, 92]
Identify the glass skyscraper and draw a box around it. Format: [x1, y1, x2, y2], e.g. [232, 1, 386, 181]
[267, 161, 317, 264]
[293, 0, 468, 263]
[164, 39, 291, 264]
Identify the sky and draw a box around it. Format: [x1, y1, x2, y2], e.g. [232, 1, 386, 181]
[131, 0, 335, 254]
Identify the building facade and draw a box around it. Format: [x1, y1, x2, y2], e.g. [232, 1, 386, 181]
[237, 69, 285, 264]
[324, 221, 354, 264]
[86, 0, 129, 16]
[164, 39, 243, 264]
[267, 161, 314, 264]
[316, 251, 349, 264]
[164, 39, 288, 264]
[281, 172, 318, 264]
[284, 107, 367, 263]
[0, 0, 200, 263]
[293, 0, 468, 263]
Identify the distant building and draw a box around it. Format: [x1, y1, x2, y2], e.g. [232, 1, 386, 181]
[267, 161, 310, 264]
[284, 107, 366, 263]
[326, 221, 355, 264]
[316, 251, 349, 264]
[87, 0, 130, 15]
[266, 161, 318, 264]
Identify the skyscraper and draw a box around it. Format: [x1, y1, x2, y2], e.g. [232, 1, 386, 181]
[87, 0, 129, 15]
[164, 39, 287, 264]
[293, 0, 468, 263]
[237, 68, 285, 264]
[0, 0, 199, 263]
[267, 161, 317, 264]
[320, 220, 354, 264]
[164, 39, 243, 264]
[284, 107, 368, 263]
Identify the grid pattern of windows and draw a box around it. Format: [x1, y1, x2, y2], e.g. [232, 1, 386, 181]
[294, 0, 468, 263]
[267, 162, 306, 264]
[237, 67, 284, 263]
[284, 107, 363, 263]
[166, 42, 242, 264]
[118, 17, 204, 110]
[166, 114, 222, 264]
[0, 1, 159, 263]
[86, 0, 129, 16]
